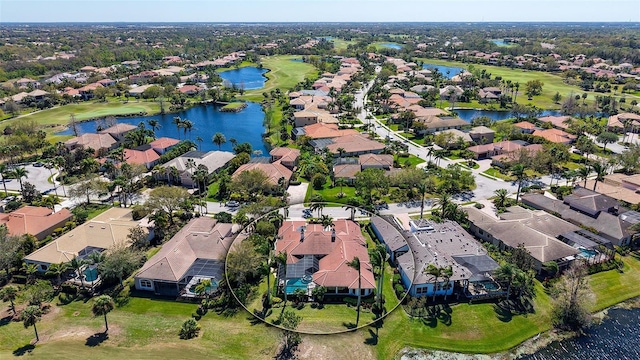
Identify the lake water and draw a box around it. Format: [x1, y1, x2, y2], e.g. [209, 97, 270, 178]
[57, 102, 269, 155]
[490, 39, 510, 47]
[381, 43, 402, 50]
[455, 109, 562, 122]
[218, 66, 268, 90]
[422, 63, 464, 79]
[519, 307, 640, 360]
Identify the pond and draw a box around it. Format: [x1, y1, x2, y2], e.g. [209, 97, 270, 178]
[455, 109, 563, 122]
[381, 43, 402, 50]
[422, 63, 464, 79]
[490, 39, 511, 47]
[519, 307, 640, 360]
[57, 102, 269, 155]
[218, 66, 268, 90]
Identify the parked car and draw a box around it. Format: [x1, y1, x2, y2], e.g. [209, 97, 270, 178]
[33, 162, 44, 167]
[226, 201, 240, 208]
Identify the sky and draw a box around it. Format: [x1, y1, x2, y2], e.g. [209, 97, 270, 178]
[1, 0, 639, 23]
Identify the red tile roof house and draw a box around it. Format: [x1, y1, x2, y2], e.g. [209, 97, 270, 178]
[359, 154, 393, 170]
[78, 82, 104, 100]
[333, 164, 361, 185]
[513, 121, 537, 134]
[467, 140, 523, 160]
[64, 133, 119, 154]
[232, 161, 293, 187]
[124, 148, 161, 169]
[0, 206, 73, 241]
[532, 128, 577, 144]
[99, 123, 138, 142]
[149, 137, 180, 155]
[270, 147, 301, 170]
[178, 84, 202, 96]
[134, 217, 234, 297]
[275, 220, 375, 297]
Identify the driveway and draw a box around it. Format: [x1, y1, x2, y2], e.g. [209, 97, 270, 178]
[287, 183, 308, 205]
[4, 163, 60, 194]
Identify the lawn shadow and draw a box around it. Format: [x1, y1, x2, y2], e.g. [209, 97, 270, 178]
[85, 332, 109, 347]
[12, 344, 35, 356]
[342, 321, 357, 330]
[421, 316, 438, 328]
[57, 293, 78, 305]
[364, 328, 378, 345]
[493, 303, 513, 323]
[0, 315, 12, 327]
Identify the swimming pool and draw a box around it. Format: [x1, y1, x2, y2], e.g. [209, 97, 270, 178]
[579, 248, 597, 258]
[285, 275, 313, 294]
[83, 266, 99, 282]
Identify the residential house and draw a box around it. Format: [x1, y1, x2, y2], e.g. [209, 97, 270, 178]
[521, 189, 638, 246]
[160, 150, 235, 187]
[469, 126, 495, 144]
[585, 177, 640, 205]
[178, 85, 202, 96]
[466, 140, 523, 160]
[124, 148, 161, 169]
[99, 123, 138, 142]
[359, 154, 393, 170]
[293, 123, 358, 140]
[97, 78, 116, 87]
[532, 128, 576, 144]
[270, 147, 301, 169]
[413, 115, 468, 134]
[465, 206, 581, 272]
[149, 137, 180, 155]
[128, 84, 155, 97]
[232, 158, 293, 187]
[439, 85, 464, 99]
[64, 133, 119, 154]
[369, 216, 410, 262]
[78, 82, 104, 100]
[333, 164, 361, 185]
[514, 121, 537, 134]
[275, 220, 375, 297]
[24, 208, 152, 272]
[607, 113, 640, 132]
[134, 217, 234, 297]
[15, 78, 41, 89]
[538, 115, 572, 130]
[0, 206, 72, 241]
[311, 133, 386, 157]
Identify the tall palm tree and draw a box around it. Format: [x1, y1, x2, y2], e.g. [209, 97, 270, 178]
[347, 256, 362, 327]
[21, 305, 42, 342]
[0, 164, 9, 197]
[434, 192, 453, 219]
[68, 257, 87, 289]
[310, 202, 325, 217]
[336, 147, 346, 161]
[92, 295, 115, 333]
[335, 177, 347, 197]
[577, 166, 591, 188]
[212, 132, 226, 150]
[195, 136, 204, 151]
[1, 285, 18, 314]
[45, 262, 69, 285]
[275, 251, 288, 305]
[147, 119, 161, 135]
[43, 195, 61, 212]
[343, 198, 360, 221]
[591, 162, 607, 191]
[172, 116, 182, 139]
[43, 162, 58, 196]
[425, 264, 442, 302]
[441, 266, 453, 301]
[416, 180, 432, 219]
[12, 167, 28, 192]
[510, 164, 526, 204]
[494, 263, 517, 298]
[182, 119, 194, 139]
[493, 188, 509, 209]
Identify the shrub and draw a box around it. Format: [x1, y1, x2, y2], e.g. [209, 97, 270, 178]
[179, 318, 200, 339]
[343, 297, 357, 307]
[311, 173, 327, 190]
[131, 205, 149, 220]
[474, 203, 484, 209]
[5, 200, 20, 211]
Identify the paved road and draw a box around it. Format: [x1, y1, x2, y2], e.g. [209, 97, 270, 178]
[4, 163, 61, 194]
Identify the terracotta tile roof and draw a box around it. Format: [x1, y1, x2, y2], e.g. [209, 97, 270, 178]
[302, 123, 359, 139]
[514, 121, 536, 130]
[468, 140, 523, 155]
[99, 123, 137, 135]
[276, 220, 375, 290]
[149, 137, 180, 150]
[532, 128, 576, 144]
[359, 154, 394, 168]
[333, 164, 361, 179]
[232, 161, 293, 185]
[64, 133, 118, 151]
[124, 148, 160, 166]
[269, 147, 300, 163]
[0, 206, 72, 240]
[608, 113, 640, 128]
[78, 82, 104, 92]
[538, 115, 572, 129]
[326, 134, 386, 155]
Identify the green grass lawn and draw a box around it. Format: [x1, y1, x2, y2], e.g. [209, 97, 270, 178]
[1, 101, 160, 131]
[483, 167, 514, 181]
[588, 253, 640, 312]
[398, 155, 425, 167]
[418, 58, 640, 109]
[332, 39, 356, 51]
[314, 184, 357, 204]
[221, 102, 247, 111]
[241, 55, 317, 102]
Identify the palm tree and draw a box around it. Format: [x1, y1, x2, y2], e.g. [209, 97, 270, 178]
[578, 166, 591, 188]
[309, 202, 325, 217]
[592, 162, 607, 191]
[416, 180, 431, 219]
[347, 256, 362, 327]
[369, 244, 388, 313]
[275, 251, 288, 305]
[343, 198, 360, 221]
[493, 188, 508, 209]
[68, 257, 87, 289]
[12, 167, 28, 192]
[195, 136, 204, 151]
[43, 195, 61, 212]
[92, 295, 115, 333]
[494, 263, 517, 298]
[212, 132, 226, 150]
[1, 285, 18, 314]
[182, 119, 194, 139]
[147, 119, 161, 135]
[425, 264, 442, 302]
[320, 215, 333, 229]
[22, 262, 38, 284]
[43, 162, 58, 197]
[441, 265, 453, 301]
[434, 192, 453, 219]
[0, 164, 9, 197]
[510, 164, 526, 204]
[21, 305, 42, 342]
[172, 116, 182, 140]
[46, 262, 69, 286]
[336, 147, 346, 161]
[335, 177, 347, 197]
[194, 279, 213, 299]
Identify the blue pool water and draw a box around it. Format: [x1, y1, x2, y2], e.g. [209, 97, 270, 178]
[579, 248, 597, 258]
[218, 66, 268, 90]
[84, 266, 98, 282]
[285, 277, 312, 294]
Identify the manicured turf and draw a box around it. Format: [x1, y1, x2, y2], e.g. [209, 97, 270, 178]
[588, 254, 640, 312]
[332, 39, 356, 50]
[418, 58, 640, 109]
[1, 101, 160, 130]
[221, 102, 247, 111]
[241, 55, 317, 102]
[313, 185, 357, 204]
